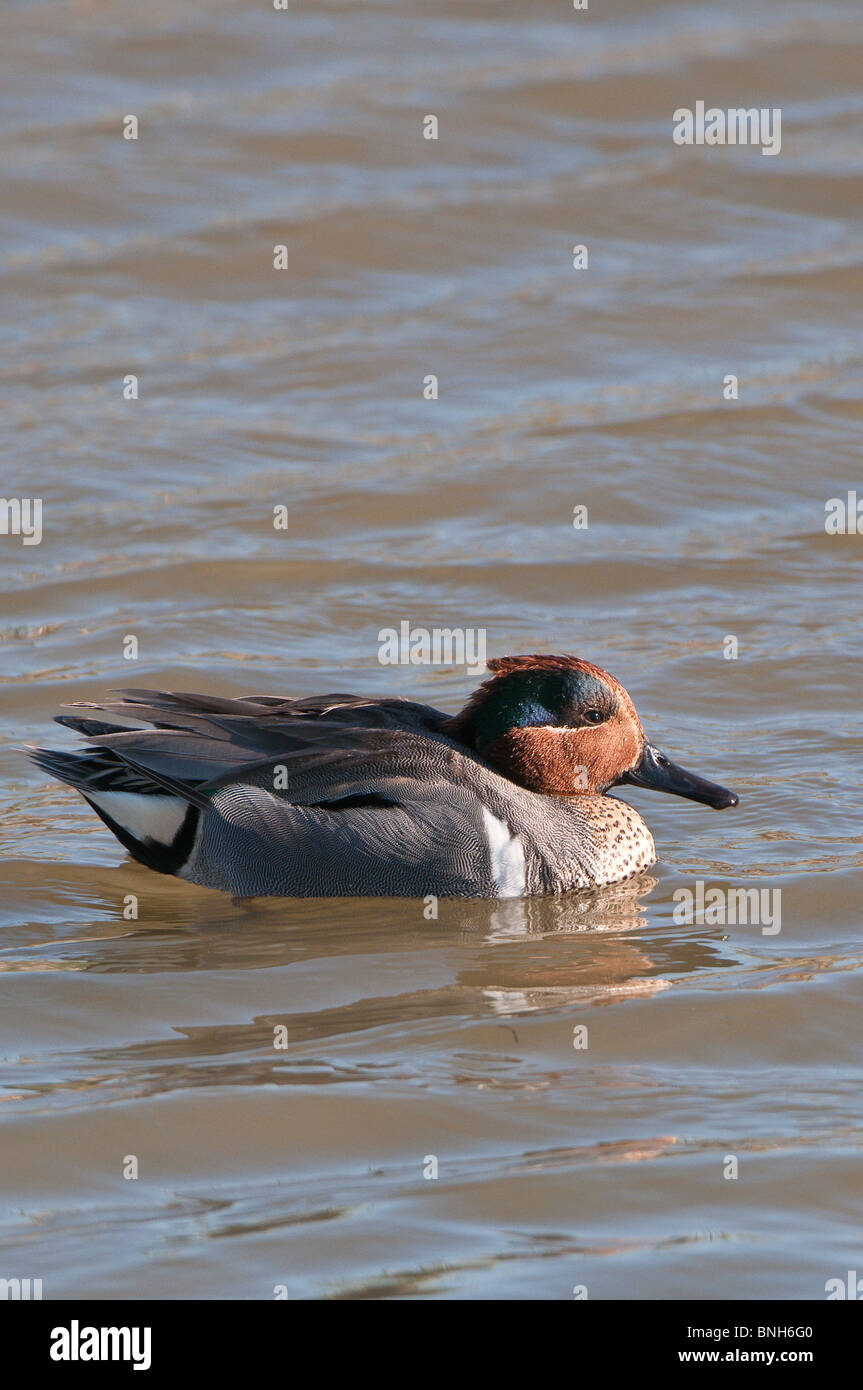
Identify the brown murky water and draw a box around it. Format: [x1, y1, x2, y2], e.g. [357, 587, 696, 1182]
[1, 0, 862, 1299]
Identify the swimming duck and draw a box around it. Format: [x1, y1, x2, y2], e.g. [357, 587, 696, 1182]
[30, 654, 737, 899]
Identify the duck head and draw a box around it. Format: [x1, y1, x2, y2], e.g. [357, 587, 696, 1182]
[446, 654, 738, 809]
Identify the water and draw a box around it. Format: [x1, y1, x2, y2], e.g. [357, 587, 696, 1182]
[1, 0, 862, 1299]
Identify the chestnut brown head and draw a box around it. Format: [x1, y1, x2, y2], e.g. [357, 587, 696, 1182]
[446, 654, 737, 808]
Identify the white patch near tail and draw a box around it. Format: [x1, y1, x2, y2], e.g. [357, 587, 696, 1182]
[85, 790, 187, 846]
[481, 806, 526, 898]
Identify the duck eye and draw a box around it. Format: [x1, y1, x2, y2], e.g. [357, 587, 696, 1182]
[583, 709, 604, 725]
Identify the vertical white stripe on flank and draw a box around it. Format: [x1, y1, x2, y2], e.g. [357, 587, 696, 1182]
[481, 806, 526, 898]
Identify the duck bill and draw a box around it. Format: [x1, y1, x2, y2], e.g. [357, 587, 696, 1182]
[620, 742, 738, 810]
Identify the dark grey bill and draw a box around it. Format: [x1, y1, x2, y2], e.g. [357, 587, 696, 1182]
[620, 741, 738, 810]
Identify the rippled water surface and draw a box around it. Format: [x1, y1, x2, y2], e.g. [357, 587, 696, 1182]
[1, 0, 862, 1299]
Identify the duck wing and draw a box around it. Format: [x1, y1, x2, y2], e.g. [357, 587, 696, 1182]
[49, 687, 454, 794]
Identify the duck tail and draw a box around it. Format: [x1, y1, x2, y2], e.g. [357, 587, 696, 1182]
[28, 744, 201, 875]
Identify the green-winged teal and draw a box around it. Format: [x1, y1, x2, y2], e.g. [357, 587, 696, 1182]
[30, 654, 737, 898]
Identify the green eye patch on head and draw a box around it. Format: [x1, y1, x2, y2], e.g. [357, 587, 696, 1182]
[470, 667, 616, 750]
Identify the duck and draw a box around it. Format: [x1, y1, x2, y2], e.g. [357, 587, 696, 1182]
[30, 654, 738, 899]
